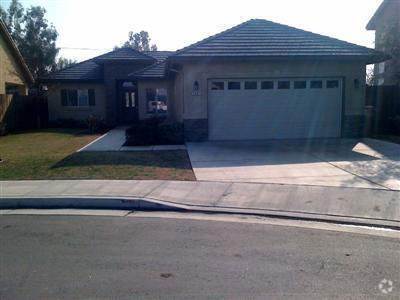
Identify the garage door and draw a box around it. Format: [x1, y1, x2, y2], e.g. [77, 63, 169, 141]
[208, 78, 342, 140]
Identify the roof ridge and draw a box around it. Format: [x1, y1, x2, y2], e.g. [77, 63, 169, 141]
[172, 19, 255, 56]
[255, 19, 375, 52]
[95, 46, 155, 60]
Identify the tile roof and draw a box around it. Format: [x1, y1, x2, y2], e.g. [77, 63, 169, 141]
[171, 19, 387, 63]
[94, 47, 155, 61]
[131, 51, 175, 79]
[143, 50, 174, 61]
[130, 60, 168, 79]
[41, 60, 103, 82]
[41, 50, 173, 82]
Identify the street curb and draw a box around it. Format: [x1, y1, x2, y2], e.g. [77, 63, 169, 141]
[1, 196, 400, 230]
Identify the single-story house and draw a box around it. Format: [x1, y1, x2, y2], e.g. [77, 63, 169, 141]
[42, 19, 387, 141]
[0, 19, 34, 98]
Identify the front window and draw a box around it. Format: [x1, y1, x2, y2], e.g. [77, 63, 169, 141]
[61, 89, 95, 107]
[146, 88, 167, 114]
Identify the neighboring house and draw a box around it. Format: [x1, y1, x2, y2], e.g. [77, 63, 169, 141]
[42, 19, 386, 141]
[0, 19, 34, 99]
[366, 0, 400, 86]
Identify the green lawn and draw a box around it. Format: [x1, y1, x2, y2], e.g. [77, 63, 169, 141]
[0, 129, 195, 181]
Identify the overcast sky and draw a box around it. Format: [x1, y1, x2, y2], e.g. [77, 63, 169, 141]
[1, 0, 382, 62]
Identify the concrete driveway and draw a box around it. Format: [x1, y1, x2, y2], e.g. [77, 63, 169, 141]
[186, 138, 400, 190]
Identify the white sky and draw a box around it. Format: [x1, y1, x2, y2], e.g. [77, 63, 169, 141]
[1, 0, 382, 62]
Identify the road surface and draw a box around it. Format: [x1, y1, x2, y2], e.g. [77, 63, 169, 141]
[0, 212, 399, 299]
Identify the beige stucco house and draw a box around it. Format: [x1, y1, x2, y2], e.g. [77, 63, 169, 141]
[367, 0, 400, 86]
[0, 19, 33, 98]
[43, 19, 386, 141]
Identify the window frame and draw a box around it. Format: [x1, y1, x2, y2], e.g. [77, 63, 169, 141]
[228, 81, 241, 90]
[61, 88, 95, 107]
[210, 81, 225, 90]
[244, 81, 257, 90]
[146, 87, 168, 114]
[277, 81, 291, 90]
[261, 81, 274, 90]
[294, 81, 307, 89]
[326, 80, 339, 89]
[310, 80, 323, 89]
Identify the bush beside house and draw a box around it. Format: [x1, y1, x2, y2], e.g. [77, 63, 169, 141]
[125, 118, 184, 146]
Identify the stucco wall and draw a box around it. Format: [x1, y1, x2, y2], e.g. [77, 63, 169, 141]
[0, 33, 28, 95]
[177, 60, 366, 119]
[137, 79, 178, 121]
[47, 83, 107, 122]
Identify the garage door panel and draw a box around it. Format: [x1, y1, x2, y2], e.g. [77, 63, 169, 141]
[208, 78, 342, 140]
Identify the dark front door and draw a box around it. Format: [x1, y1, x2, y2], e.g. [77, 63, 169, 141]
[119, 81, 138, 124]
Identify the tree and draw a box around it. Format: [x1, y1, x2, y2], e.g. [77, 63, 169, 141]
[53, 57, 77, 71]
[0, 0, 59, 79]
[117, 30, 158, 51]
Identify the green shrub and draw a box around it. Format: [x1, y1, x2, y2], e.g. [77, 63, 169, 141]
[125, 118, 183, 146]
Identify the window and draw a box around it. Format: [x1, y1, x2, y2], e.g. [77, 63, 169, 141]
[78, 90, 89, 106]
[294, 81, 307, 89]
[125, 91, 135, 107]
[244, 81, 257, 90]
[378, 78, 385, 86]
[327, 80, 339, 88]
[147, 88, 167, 114]
[310, 80, 323, 89]
[278, 81, 290, 89]
[61, 89, 95, 107]
[211, 82, 224, 90]
[378, 62, 385, 74]
[228, 81, 241, 90]
[261, 81, 274, 89]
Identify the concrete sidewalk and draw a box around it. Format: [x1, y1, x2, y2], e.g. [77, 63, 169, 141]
[1, 180, 399, 228]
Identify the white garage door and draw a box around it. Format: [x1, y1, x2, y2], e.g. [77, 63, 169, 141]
[208, 78, 343, 140]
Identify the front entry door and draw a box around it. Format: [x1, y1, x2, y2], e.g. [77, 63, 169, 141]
[120, 81, 138, 123]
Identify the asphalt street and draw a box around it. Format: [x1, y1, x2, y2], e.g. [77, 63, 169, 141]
[0, 213, 399, 299]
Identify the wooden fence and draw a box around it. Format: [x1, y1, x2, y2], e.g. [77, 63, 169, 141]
[0, 94, 48, 133]
[366, 85, 400, 135]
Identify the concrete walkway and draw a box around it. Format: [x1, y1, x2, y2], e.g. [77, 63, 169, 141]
[78, 126, 186, 152]
[1, 180, 399, 228]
